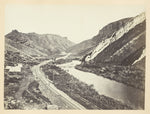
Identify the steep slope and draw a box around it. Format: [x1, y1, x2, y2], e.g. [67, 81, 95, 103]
[5, 30, 75, 58]
[67, 17, 131, 56]
[75, 13, 145, 92]
[132, 49, 145, 70]
[84, 12, 146, 66]
[4, 30, 75, 109]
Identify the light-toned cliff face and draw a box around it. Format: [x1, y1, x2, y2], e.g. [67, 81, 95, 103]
[105, 31, 145, 63]
[85, 13, 146, 62]
[132, 49, 145, 65]
[67, 18, 131, 57]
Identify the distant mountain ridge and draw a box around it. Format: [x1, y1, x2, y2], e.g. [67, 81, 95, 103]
[5, 30, 75, 58]
[67, 17, 132, 57]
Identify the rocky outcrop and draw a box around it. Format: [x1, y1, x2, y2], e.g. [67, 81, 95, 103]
[84, 12, 146, 66]
[67, 17, 131, 57]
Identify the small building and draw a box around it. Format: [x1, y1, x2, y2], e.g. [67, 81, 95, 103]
[5, 63, 23, 72]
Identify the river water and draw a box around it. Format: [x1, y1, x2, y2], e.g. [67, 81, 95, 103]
[58, 60, 144, 109]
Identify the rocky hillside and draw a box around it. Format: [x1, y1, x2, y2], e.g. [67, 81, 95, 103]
[4, 30, 75, 109]
[5, 30, 75, 58]
[67, 17, 131, 57]
[83, 12, 146, 67]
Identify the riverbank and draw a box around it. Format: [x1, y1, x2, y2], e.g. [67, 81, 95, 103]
[75, 63, 145, 90]
[41, 62, 132, 109]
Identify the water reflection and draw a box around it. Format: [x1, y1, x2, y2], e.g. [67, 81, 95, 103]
[58, 60, 144, 109]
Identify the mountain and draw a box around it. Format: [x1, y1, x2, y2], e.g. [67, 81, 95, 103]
[5, 30, 75, 58]
[83, 12, 146, 67]
[67, 17, 132, 57]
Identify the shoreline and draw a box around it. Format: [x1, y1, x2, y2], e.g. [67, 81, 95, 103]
[41, 62, 133, 109]
[75, 63, 145, 91]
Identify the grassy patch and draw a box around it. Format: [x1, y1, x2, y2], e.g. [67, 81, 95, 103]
[21, 79, 52, 109]
[41, 63, 132, 109]
[4, 50, 51, 109]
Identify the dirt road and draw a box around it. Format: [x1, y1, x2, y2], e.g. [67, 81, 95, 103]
[31, 57, 85, 109]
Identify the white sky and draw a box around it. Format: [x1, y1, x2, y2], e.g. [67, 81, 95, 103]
[5, 5, 145, 43]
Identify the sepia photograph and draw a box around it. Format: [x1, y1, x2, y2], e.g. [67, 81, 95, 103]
[3, 3, 146, 110]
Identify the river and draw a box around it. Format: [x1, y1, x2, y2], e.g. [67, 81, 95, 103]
[58, 60, 144, 109]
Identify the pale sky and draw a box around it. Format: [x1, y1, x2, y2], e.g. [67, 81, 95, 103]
[5, 5, 145, 43]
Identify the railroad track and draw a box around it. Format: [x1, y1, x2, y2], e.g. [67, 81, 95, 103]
[31, 58, 86, 110]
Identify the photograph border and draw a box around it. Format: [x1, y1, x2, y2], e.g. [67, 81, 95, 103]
[0, 0, 150, 114]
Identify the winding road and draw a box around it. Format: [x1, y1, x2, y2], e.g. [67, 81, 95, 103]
[31, 55, 86, 109]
